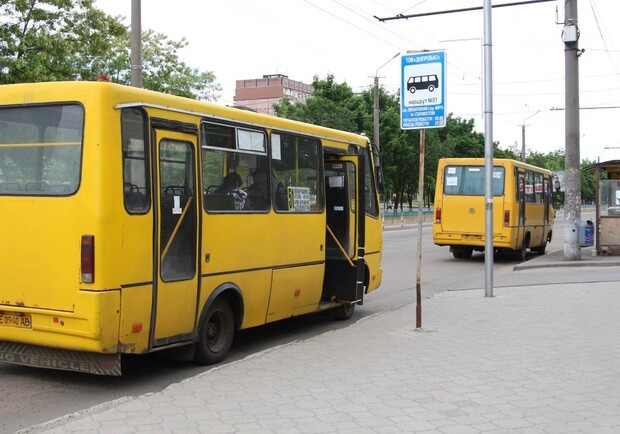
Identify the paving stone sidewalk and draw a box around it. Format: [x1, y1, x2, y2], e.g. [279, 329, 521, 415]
[28, 281, 620, 433]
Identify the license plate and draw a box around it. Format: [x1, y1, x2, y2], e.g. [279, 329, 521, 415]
[463, 234, 482, 240]
[0, 312, 32, 329]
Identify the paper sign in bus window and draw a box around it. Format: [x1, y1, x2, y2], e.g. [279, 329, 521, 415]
[287, 186, 310, 211]
[446, 176, 458, 186]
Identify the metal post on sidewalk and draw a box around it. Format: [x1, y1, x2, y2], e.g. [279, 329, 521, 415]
[483, 0, 494, 297]
[416, 129, 425, 328]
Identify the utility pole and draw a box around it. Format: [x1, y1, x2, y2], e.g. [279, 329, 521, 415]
[373, 53, 400, 161]
[130, 0, 142, 88]
[483, 0, 494, 297]
[521, 124, 526, 162]
[563, 0, 581, 260]
[520, 109, 541, 162]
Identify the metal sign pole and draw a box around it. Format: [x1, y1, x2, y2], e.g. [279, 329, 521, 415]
[483, 0, 494, 297]
[416, 128, 426, 328]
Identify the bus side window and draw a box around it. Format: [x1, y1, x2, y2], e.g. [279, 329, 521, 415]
[121, 108, 149, 213]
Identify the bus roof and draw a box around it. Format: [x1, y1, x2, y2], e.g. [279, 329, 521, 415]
[438, 157, 552, 175]
[1, 81, 371, 148]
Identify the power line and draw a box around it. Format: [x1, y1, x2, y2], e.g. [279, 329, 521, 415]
[302, 0, 402, 51]
[588, 0, 620, 78]
[374, 0, 556, 22]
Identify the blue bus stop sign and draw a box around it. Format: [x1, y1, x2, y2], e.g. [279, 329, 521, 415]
[401, 51, 447, 130]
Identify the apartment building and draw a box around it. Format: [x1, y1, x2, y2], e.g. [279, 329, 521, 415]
[233, 74, 313, 115]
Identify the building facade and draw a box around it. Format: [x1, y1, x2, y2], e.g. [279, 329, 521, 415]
[233, 74, 313, 116]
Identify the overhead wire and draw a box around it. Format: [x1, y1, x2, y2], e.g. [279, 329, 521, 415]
[588, 0, 620, 80]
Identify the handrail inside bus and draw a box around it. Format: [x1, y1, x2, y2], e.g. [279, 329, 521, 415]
[161, 195, 193, 261]
[326, 224, 355, 267]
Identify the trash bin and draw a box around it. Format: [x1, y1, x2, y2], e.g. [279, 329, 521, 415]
[578, 220, 594, 247]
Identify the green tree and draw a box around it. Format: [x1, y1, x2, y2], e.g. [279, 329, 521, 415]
[0, 0, 220, 100]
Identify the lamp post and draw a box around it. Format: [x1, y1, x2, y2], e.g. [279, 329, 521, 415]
[520, 109, 542, 162]
[373, 52, 400, 160]
[130, 0, 142, 88]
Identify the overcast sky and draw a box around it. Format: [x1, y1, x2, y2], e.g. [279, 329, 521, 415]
[95, 0, 620, 162]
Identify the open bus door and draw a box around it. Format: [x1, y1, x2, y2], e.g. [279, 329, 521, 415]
[517, 170, 526, 246]
[322, 152, 366, 304]
[150, 124, 200, 348]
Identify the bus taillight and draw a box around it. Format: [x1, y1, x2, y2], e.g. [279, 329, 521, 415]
[504, 210, 510, 227]
[81, 235, 95, 283]
[435, 208, 441, 223]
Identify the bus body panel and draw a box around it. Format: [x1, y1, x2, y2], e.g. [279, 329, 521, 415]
[0, 290, 120, 353]
[200, 271, 273, 330]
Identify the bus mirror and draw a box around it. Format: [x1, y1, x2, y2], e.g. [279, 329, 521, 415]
[375, 166, 385, 195]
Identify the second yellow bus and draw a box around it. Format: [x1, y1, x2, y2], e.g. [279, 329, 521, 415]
[433, 158, 554, 260]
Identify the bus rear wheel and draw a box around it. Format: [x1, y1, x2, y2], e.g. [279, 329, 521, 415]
[194, 298, 234, 365]
[334, 302, 356, 320]
[452, 247, 473, 259]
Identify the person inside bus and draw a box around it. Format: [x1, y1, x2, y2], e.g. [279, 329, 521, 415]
[246, 165, 288, 211]
[214, 170, 246, 210]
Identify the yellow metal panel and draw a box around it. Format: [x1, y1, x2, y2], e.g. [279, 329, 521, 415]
[0, 290, 120, 353]
[118, 285, 152, 354]
[199, 271, 272, 330]
[268, 264, 324, 322]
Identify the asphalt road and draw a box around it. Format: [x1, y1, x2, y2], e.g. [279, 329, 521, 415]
[2, 212, 618, 433]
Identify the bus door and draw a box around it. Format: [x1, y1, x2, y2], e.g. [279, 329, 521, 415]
[322, 154, 366, 303]
[151, 126, 200, 347]
[517, 171, 526, 244]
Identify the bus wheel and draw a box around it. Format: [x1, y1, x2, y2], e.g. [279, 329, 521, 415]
[452, 247, 472, 259]
[334, 302, 355, 320]
[533, 243, 546, 255]
[513, 244, 527, 261]
[194, 298, 234, 365]
[428, 85, 435, 92]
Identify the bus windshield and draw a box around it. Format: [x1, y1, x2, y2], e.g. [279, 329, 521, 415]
[0, 104, 83, 195]
[444, 165, 505, 196]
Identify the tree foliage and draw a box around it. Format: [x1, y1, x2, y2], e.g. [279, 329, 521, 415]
[0, 0, 220, 100]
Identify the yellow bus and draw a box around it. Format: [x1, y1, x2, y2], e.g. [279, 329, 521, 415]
[433, 158, 554, 260]
[0, 81, 383, 375]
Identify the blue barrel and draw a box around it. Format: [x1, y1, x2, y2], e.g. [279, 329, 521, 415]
[578, 220, 594, 247]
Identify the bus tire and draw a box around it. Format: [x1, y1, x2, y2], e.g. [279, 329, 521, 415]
[533, 243, 546, 255]
[194, 298, 234, 365]
[334, 302, 355, 320]
[452, 247, 472, 259]
[513, 239, 528, 261]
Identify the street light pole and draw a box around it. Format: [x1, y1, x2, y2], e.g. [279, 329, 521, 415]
[130, 0, 142, 88]
[483, 0, 494, 297]
[520, 109, 542, 162]
[373, 52, 400, 160]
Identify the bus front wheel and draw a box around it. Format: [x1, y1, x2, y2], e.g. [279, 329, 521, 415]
[194, 298, 235, 365]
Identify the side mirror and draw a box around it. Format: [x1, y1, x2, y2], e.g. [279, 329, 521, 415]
[375, 166, 385, 195]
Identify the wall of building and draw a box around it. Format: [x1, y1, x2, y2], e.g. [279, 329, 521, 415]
[234, 74, 313, 115]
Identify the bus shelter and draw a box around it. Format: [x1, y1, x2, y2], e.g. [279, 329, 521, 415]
[587, 160, 620, 255]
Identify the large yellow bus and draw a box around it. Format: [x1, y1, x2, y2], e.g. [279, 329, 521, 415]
[0, 81, 383, 375]
[433, 158, 554, 260]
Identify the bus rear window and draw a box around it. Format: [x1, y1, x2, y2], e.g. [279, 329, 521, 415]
[0, 104, 83, 195]
[444, 165, 505, 196]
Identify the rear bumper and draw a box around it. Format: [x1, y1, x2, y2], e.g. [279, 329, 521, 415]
[433, 229, 515, 250]
[0, 289, 121, 370]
